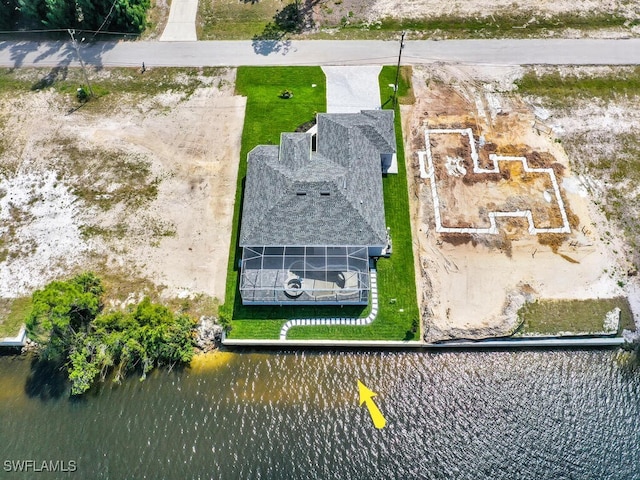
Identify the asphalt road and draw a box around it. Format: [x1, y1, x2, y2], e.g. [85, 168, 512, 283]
[1, 39, 640, 68]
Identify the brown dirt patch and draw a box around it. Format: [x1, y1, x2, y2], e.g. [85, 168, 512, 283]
[404, 64, 624, 341]
[0, 68, 246, 306]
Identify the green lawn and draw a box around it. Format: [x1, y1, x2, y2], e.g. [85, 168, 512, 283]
[517, 297, 634, 335]
[0, 297, 31, 338]
[516, 67, 640, 107]
[198, 0, 284, 40]
[361, 12, 633, 39]
[223, 66, 419, 340]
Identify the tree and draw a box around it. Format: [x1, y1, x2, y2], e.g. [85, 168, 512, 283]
[26, 272, 104, 362]
[16, 0, 46, 28]
[0, 0, 20, 30]
[7, 0, 150, 33]
[28, 274, 197, 395]
[43, 0, 77, 29]
[111, 0, 150, 34]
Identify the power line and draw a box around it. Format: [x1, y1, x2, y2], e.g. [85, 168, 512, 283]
[0, 28, 139, 36]
[393, 31, 406, 108]
[93, 0, 120, 38]
[68, 29, 94, 97]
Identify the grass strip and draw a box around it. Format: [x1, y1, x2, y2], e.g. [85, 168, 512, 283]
[0, 297, 32, 338]
[515, 67, 640, 106]
[0, 67, 227, 99]
[517, 297, 634, 335]
[195, 4, 636, 41]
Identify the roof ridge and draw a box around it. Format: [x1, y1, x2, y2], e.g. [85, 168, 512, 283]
[340, 166, 387, 244]
[240, 160, 292, 243]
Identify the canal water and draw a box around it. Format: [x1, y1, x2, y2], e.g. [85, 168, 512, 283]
[1, 349, 639, 479]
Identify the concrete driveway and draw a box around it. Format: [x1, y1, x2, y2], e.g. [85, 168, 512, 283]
[160, 0, 198, 42]
[322, 66, 382, 113]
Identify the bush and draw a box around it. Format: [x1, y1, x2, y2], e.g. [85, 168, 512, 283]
[76, 87, 89, 102]
[26, 273, 197, 395]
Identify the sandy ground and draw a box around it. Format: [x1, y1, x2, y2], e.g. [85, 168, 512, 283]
[367, 0, 640, 19]
[0, 69, 245, 305]
[314, 0, 640, 33]
[403, 65, 632, 341]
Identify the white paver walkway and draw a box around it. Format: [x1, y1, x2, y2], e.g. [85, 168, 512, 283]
[322, 66, 382, 113]
[160, 0, 198, 42]
[279, 269, 379, 340]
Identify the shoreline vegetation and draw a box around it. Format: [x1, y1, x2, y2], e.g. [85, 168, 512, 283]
[25, 273, 198, 396]
[516, 297, 634, 336]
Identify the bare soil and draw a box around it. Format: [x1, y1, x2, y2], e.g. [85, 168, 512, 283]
[427, 131, 565, 230]
[0, 68, 245, 310]
[312, 0, 640, 37]
[403, 65, 631, 341]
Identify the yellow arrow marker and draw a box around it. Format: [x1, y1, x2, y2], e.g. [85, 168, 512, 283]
[358, 380, 386, 429]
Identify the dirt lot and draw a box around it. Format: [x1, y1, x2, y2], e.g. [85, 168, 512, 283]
[196, 0, 640, 40]
[344, 0, 639, 21]
[0, 68, 245, 310]
[403, 65, 634, 341]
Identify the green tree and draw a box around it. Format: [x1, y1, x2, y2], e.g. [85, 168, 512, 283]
[26, 272, 103, 362]
[16, 0, 46, 28]
[28, 274, 196, 395]
[43, 0, 77, 29]
[68, 343, 100, 395]
[8, 0, 150, 33]
[0, 0, 20, 30]
[110, 0, 149, 34]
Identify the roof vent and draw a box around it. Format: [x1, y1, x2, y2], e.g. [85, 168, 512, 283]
[296, 192, 307, 196]
[320, 192, 330, 196]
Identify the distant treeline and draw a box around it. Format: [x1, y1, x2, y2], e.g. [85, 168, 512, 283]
[0, 0, 150, 34]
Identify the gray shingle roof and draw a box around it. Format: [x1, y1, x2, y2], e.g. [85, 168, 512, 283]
[239, 110, 395, 247]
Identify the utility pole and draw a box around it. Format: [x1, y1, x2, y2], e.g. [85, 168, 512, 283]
[393, 31, 406, 108]
[68, 29, 94, 98]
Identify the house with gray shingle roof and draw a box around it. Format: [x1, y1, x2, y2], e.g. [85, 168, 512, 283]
[239, 110, 395, 305]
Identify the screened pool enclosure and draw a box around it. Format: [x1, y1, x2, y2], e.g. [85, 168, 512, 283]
[240, 246, 371, 305]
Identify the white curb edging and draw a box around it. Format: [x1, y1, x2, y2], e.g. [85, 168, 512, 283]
[0, 325, 27, 347]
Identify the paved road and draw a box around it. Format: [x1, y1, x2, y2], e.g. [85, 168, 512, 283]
[1, 39, 640, 68]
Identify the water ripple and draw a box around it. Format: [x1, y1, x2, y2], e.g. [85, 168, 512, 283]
[1, 350, 640, 479]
